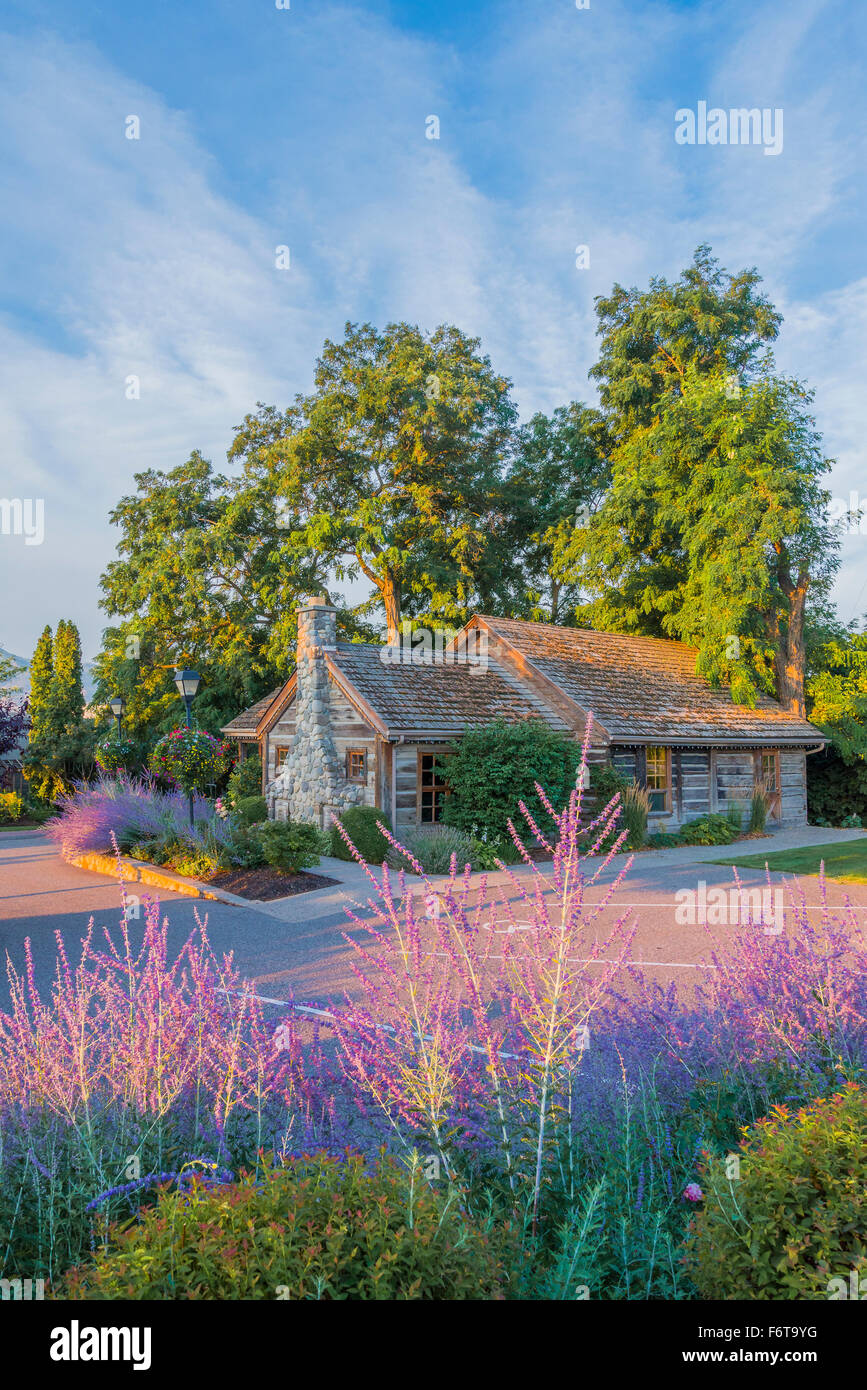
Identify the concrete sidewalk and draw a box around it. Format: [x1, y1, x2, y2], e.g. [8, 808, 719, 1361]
[258, 824, 867, 923]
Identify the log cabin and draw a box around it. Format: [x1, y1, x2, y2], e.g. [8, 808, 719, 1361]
[221, 597, 824, 835]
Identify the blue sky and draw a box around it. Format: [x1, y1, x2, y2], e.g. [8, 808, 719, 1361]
[1, 0, 865, 660]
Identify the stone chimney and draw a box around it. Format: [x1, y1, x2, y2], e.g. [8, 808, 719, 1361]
[272, 596, 363, 827]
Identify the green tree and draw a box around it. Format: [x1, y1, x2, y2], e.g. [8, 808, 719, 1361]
[503, 402, 609, 624]
[230, 321, 518, 640]
[24, 621, 94, 798]
[565, 249, 838, 714]
[28, 625, 54, 731]
[96, 452, 379, 742]
[0, 650, 24, 693]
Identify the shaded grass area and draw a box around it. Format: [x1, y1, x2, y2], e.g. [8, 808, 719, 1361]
[711, 837, 867, 883]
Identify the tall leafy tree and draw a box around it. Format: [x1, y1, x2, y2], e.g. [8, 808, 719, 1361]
[566, 248, 837, 714]
[230, 321, 518, 640]
[503, 403, 609, 624]
[97, 450, 379, 740]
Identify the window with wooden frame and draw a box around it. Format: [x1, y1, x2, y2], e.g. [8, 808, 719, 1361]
[274, 746, 290, 772]
[645, 745, 672, 813]
[418, 751, 450, 823]
[345, 748, 367, 783]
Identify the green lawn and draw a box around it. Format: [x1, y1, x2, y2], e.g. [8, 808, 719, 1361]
[711, 837, 867, 883]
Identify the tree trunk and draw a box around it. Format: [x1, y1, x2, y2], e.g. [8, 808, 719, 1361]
[771, 546, 808, 718]
[382, 571, 401, 646]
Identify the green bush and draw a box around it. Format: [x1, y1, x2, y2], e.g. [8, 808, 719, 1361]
[56, 1152, 517, 1301]
[235, 795, 268, 827]
[441, 719, 581, 841]
[331, 806, 393, 865]
[676, 813, 741, 846]
[258, 820, 322, 873]
[225, 823, 265, 868]
[386, 824, 475, 874]
[682, 1083, 867, 1300]
[165, 848, 224, 881]
[588, 762, 627, 806]
[227, 752, 263, 802]
[0, 790, 27, 823]
[807, 747, 867, 826]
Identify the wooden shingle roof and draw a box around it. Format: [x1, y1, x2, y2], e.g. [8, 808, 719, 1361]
[475, 616, 823, 745]
[221, 687, 283, 738]
[327, 643, 569, 738]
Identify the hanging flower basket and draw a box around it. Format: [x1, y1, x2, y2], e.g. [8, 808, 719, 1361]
[149, 727, 231, 793]
[95, 734, 139, 774]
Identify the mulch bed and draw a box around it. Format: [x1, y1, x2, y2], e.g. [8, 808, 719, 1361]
[209, 866, 341, 901]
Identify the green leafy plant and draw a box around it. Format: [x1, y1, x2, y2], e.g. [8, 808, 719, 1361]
[235, 795, 268, 828]
[257, 820, 322, 873]
[676, 813, 741, 846]
[683, 1083, 867, 1300]
[440, 718, 581, 841]
[56, 1152, 518, 1301]
[166, 847, 224, 881]
[0, 790, 27, 823]
[227, 752, 263, 803]
[331, 806, 393, 865]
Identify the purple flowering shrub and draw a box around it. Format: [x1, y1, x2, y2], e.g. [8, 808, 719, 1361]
[0, 890, 334, 1283]
[45, 774, 234, 861]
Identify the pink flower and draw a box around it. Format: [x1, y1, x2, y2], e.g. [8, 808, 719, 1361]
[683, 1182, 704, 1202]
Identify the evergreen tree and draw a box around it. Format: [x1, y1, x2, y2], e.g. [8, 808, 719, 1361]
[23, 620, 93, 798]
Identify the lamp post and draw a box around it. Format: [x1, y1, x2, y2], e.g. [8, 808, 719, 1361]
[108, 695, 125, 738]
[174, 668, 201, 828]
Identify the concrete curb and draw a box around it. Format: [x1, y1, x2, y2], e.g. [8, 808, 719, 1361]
[64, 849, 225, 902]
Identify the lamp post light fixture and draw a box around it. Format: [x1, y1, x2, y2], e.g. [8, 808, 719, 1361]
[173, 669, 202, 828]
[108, 695, 125, 738]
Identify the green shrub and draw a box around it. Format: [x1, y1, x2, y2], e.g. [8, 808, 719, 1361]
[621, 781, 649, 849]
[588, 762, 628, 805]
[166, 848, 224, 881]
[0, 790, 26, 823]
[227, 752, 263, 802]
[331, 806, 393, 865]
[676, 813, 741, 846]
[258, 820, 322, 873]
[235, 795, 268, 828]
[647, 831, 681, 848]
[440, 718, 581, 841]
[682, 1083, 867, 1300]
[841, 812, 863, 829]
[386, 824, 475, 874]
[807, 747, 867, 826]
[467, 833, 521, 870]
[225, 823, 265, 868]
[56, 1152, 517, 1301]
